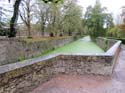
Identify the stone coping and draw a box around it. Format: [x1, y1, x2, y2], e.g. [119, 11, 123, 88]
[0, 40, 121, 75]
[0, 54, 59, 74]
[106, 41, 121, 55]
[97, 37, 118, 42]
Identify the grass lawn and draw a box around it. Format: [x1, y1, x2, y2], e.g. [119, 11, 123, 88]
[44, 37, 104, 55]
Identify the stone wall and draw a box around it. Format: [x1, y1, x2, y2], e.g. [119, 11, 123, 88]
[96, 37, 117, 51]
[0, 37, 121, 93]
[0, 56, 56, 93]
[0, 53, 114, 93]
[55, 54, 114, 75]
[0, 37, 73, 65]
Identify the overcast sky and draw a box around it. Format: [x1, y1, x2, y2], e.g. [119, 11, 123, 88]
[0, 0, 124, 23]
[78, 0, 124, 16]
[0, 0, 124, 13]
[0, 0, 124, 15]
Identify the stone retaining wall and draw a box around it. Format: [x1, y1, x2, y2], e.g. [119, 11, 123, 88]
[0, 56, 56, 93]
[0, 37, 73, 65]
[96, 37, 117, 51]
[0, 54, 114, 93]
[0, 37, 121, 93]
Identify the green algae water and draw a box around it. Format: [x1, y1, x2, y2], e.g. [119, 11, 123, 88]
[44, 36, 104, 55]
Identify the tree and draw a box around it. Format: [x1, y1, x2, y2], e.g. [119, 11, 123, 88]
[49, 2, 62, 36]
[0, 2, 13, 36]
[36, 0, 65, 37]
[106, 25, 121, 38]
[84, 0, 113, 37]
[42, 0, 63, 3]
[61, 0, 83, 36]
[121, 6, 125, 24]
[119, 6, 125, 32]
[19, 0, 35, 38]
[8, 0, 63, 37]
[8, 0, 22, 37]
[0, 7, 4, 28]
[35, 0, 52, 36]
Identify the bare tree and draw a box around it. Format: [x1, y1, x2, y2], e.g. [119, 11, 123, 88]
[8, 0, 63, 37]
[35, 1, 50, 36]
[19, 0, 35, 38]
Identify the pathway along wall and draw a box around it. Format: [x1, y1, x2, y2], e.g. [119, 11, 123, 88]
[0, 37, 73, 65]
[0, 38, 121, 93]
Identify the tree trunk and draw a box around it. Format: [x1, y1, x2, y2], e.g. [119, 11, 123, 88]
[41, 14, 45, 36]
[52, 14, 56, 36]
[68, 29, 72, 36]
[8, 0, 21, 37]
[27, 14, 31, 38]
[27, 0, 31, 38]
[41, 22, 45, 36]
[27, 24, 31, 38]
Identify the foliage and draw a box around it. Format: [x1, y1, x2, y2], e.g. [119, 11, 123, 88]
[7, 0, 117, 38]
[117, 38, 125, 44]
[35, 0, 83, 36]
[61, 0, 83, 36]
[106, 26, 121, 38]
[120, 6, 125, 24]
[35, 0, 49, 36]
[0, 6, 11, 36]
[0, 28, 9, 36]
[119, 6, 125, 33]
[84, 0, 113, 38]
[119, 24, 125, 32]
[42, 0, 63, 4]
[8, 0, 64, 37]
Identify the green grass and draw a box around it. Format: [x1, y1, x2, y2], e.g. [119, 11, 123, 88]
[44, 38, 104, 55]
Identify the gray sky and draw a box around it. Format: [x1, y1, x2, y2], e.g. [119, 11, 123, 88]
[0, 0, 124, 15]
[0, 0, 124, 23]
[0, 0, 124, 14]
[78, 0, 124, 16]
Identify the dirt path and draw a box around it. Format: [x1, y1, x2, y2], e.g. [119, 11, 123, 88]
[30, 46, 125, 93]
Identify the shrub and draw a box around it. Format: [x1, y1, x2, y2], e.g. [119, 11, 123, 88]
[0, 27, 9, 36]
[117, 38, 125, 44]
